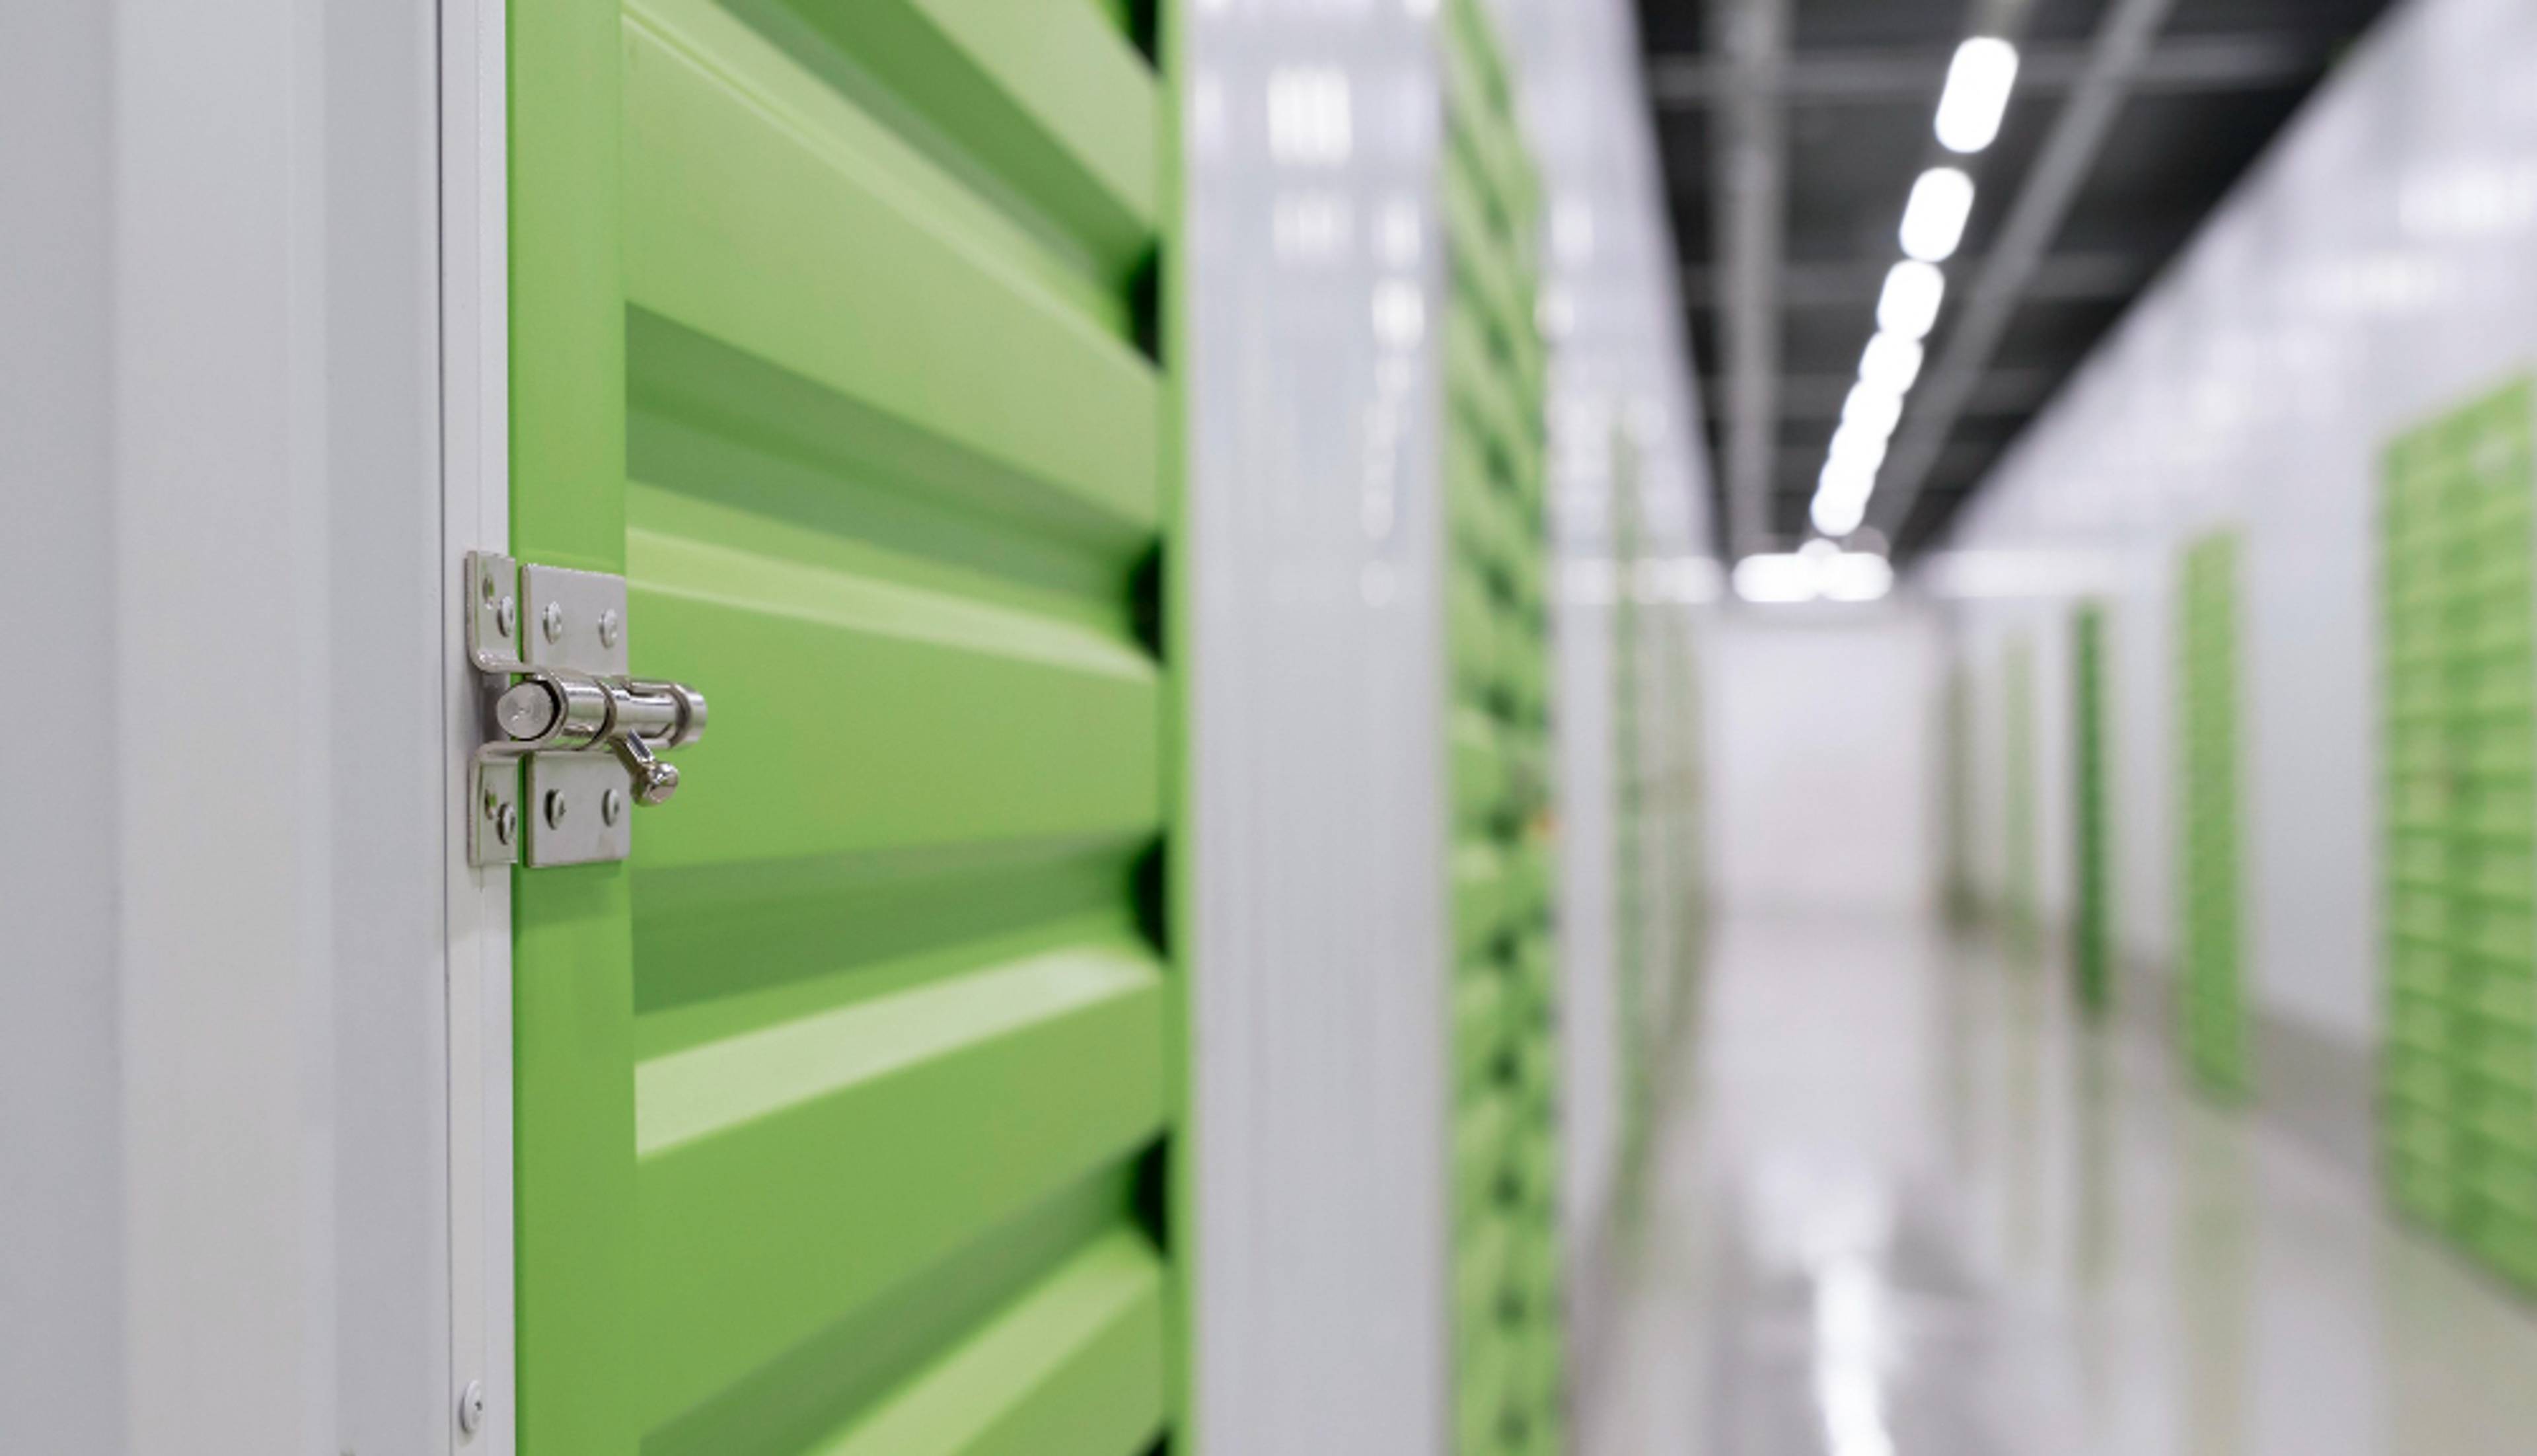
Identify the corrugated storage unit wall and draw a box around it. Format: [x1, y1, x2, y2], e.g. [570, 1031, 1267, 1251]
[1441, 0, 1565, 1447]
[2378, 379, 2537, 1286]
[506, 0, 1184, 1450]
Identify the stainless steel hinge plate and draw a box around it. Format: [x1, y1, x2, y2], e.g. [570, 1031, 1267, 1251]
[523, 754, 632, 867]
[464, 551, 704, 869]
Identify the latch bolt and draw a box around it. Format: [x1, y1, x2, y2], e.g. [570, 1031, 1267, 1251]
[466, 552, 707, 867]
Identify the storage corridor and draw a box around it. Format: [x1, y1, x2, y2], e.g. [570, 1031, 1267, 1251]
[1584, 913, 2537, 1456]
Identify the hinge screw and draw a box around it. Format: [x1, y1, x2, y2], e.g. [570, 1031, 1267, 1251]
[602, 787, 625, 825]
[495, 595, 516, 639]
[598, 608, 621, 649]
[543, 790, 569, 830]
[457, 1379, 486, 1437]
[540, 601, 564, 643]
[493, 801, 517, 847]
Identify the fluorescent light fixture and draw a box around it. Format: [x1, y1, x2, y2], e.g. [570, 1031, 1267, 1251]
[1899, 167, 1975, 262]
[1859, 332, 1925, 394]
[1828, 423, 1890, 472]
[1821, 552, 1895, 602]
[1841, 381, 1904, 437]
[1818, 455, 1876, 499]
[1810, 488, 1869, 538]
[1733, 553, 1819, 604]
[1731, 548, 1895, 604]
[1876, 261, 1946, 342]
[1935, 38, 2020, 154]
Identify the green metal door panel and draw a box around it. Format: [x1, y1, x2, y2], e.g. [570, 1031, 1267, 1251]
[623, 549, 1159, 866]
[717, 0, 1161, 278]
[510, 0, 1177, 1445]
[2072, 604, 2114, 1013]
[632, 943, 1166, 1425]
[1454, 843, 1510, 961]
[2178, 530, 2248, 1096]
[622, 2, 1160, 534]
[799, 1231, 1167, 1456]
[510, 0, 639, 1453]
[1443, 159, 1527, 355]
[1440, 1, 1559, 1448]
[2378, 378, 2537, 1288]
[1453, 709, 1509, 831]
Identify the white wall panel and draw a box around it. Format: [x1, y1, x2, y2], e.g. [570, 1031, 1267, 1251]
[0, 1, 455, 1451]
[1187, 0, 1710, 1443]
[1709, 610, 1941, 916]
[1186, 8, 1451, 1451]
[1938, 0, 2537, 1046]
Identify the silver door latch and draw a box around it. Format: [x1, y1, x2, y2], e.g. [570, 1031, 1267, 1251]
[464, 550, 707, 867]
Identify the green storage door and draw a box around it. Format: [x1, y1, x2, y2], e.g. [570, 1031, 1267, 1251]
[1944, 665, 1975, 925]
[2379, 379, 2537, 1286]
[2003, 635, 2038, 961]
[2178, 531, 2248, 1095]
[1440, 0, 1563, 1449]
[509, 0, 1181, 1450]
[2072, 603, 2114, 1013]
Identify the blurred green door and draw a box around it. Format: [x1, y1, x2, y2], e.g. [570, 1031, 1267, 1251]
[2072, 603, 2114, 1013]
[1440, 0, 1564, 1447]
[2378, 379, 2537, 1286]
[2178, 532, 2247, 1095]
[507, 0, 1183, 1450]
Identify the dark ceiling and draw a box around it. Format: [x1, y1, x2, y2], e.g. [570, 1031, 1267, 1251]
[1640, 0, 2397, 560]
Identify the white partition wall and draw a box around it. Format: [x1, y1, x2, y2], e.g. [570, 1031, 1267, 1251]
[1186, 0, 1710, 1445]
[1708, 609, 1944, 917]
[0, 1, 459, 1450]
[1185, 3, 1455, 1448]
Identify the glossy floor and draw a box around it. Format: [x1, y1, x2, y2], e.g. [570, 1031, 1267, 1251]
[1582, 913, 2537, 1455]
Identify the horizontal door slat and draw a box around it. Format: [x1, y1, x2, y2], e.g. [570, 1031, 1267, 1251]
[624, 13, 1161, 541]
[628, 530, 1160, 870]
[745, 0, 1159, 275]
[636, 942, 1167, 1424]
[807, 1230, 1167, 1456]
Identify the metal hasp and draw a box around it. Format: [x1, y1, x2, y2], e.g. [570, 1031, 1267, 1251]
[464, 550, 708, 867]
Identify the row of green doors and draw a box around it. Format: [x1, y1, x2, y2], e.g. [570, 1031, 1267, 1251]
[1442, 0, 1566, 1449]
[1977, 378, 2537, 1296]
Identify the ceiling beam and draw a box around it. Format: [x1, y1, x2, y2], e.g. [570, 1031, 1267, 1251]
[1648, 32, 2317, 109]
[1686, 250, 2145, 311]
[1708, 0, 1792, 556]
[1869, 0, 2182, 541]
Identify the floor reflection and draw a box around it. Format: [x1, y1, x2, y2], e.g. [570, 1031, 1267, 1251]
[1581, 912, 2537, 1455]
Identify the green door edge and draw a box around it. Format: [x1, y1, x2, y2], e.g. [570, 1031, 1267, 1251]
[509, 1, 637, 1449]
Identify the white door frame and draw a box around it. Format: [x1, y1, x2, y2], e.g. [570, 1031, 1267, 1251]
[439, 0, 516, 1450]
